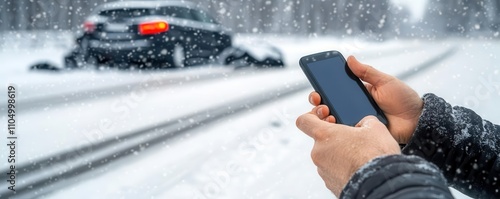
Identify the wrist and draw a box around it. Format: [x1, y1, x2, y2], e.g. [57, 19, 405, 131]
[400, 97, 424, 144]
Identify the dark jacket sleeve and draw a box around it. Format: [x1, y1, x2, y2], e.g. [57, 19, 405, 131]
[340, 155, 454, 199]
[402, 93, 500, 198]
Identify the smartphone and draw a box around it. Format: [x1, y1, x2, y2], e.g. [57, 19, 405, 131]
[299, 50, 388, 126]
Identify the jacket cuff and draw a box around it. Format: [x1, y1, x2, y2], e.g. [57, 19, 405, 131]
[340, 155, 450, 199]
[402, 93, 455, 158]
[401, 93, 500, 198]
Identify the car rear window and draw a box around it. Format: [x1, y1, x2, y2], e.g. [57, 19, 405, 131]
[98, 6, 213, 23]
[190, 9, 217, 24]
[99, 8, 153, 18]
[157, 6, 195, 20]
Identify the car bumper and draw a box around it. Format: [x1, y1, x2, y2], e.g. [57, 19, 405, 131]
[88, 39, 172, 63]
[89, 39, 150, 50]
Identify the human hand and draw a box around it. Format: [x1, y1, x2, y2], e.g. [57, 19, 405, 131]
[308, 56, 423, 144]
[296, 108, 401, 196]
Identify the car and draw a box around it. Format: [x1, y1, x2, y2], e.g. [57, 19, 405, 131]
[65, 1, 232, 69]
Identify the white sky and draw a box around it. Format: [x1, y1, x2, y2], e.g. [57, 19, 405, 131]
[391, 0, 428, 21]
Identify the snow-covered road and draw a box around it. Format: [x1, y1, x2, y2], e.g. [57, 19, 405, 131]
[1, 35, 498, 198]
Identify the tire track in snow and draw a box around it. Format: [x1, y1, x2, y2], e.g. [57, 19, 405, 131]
[0, 67, 253, 113]
[1, 80, 310, 198]
[397, 47, 458, 80]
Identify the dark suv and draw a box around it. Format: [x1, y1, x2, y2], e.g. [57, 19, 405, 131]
[66, 1, 232, 68]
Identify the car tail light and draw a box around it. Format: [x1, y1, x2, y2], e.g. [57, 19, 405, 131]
[83, 21, 96, 33]
[139, 21, 169, 35]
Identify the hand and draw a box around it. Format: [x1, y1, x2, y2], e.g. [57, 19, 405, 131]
[296, 108, 401, 196]
[308, 56, 423, 144]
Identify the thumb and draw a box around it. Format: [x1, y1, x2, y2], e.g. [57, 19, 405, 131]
[296, 113, 330, 140]
[347, 56, 393, 87]
[355, 115, 385, 129]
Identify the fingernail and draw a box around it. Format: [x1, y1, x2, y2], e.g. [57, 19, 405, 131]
[316, 107, 323, 117]
[309, 95, 313, 104]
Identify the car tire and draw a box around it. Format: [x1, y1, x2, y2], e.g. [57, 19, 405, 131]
[85, 54, 99, 68]
[64, 51, 78, 69]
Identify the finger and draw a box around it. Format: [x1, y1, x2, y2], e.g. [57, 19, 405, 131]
[309, 91, 321, 106]
[296, 113, 329, 140]
[311, 105, 330, 120]
[362, 82, 376, 97]
[324, 115, 336, 123]
[363, 82, 373, 90]
[347, 56, 394, 87]
[311, 105, 335, 123]
[363, 82, 374, 93]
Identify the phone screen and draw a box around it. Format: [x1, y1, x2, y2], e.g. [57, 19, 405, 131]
[304, 54, 384, 126]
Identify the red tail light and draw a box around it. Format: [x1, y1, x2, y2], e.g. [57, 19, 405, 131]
[83, 21, 96, 33]
[139, 21, 169, 35]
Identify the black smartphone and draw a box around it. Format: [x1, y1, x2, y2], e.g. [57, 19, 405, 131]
[299, 50, 388, 126]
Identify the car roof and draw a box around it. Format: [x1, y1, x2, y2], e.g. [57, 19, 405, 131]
[96, 0, 197, 11]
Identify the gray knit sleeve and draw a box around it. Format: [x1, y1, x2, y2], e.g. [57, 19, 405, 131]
[403, 93, 500, 198]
